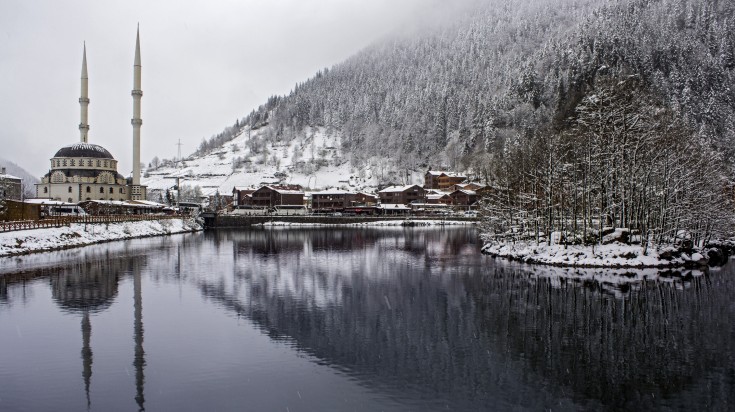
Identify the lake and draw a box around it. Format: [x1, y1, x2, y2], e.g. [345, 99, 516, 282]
[1, 227, 734, 411]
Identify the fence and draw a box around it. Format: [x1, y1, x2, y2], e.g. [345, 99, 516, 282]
[1, 214, 184, 233]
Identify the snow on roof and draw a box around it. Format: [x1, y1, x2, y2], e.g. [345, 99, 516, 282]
[265, 186, 304, 195]
[23, 199, 76, 206]
[377, 204, 410, 210]
[427, 170, 467, 178]
[311, 188, 356, 195]
[451, 189, 477, 195]
[427, 193, 451, 200]
[378, 185, 421, 193]
[0, 173, 22, 180]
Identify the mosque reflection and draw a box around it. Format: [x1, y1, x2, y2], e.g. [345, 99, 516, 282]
[1, 228, 733, 410]
[0, 244, 151, 411]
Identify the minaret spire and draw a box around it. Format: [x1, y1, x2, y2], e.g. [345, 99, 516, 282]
[79, 42, 90, 143]
[131, 25, 144, 198]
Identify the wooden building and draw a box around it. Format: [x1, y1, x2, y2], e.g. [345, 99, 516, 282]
[312, 189, 357, 212]
[378, 185, 426, 205]
[232, 187, 256, 206]
[250, 185, 304, 207]
[449, 189, 478, 207]
[424, 171, 467, 190]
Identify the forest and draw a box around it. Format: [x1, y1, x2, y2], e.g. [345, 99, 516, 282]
[193, 0, 734, 247]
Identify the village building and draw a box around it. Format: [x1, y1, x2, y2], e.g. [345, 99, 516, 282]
[250, 185, 304, 207]
[354, 192, 378, 206]
[449, 189, 479, 207]
[232, 187, 256, 206]
[311, 189, 357, 212]
[0, 167, 23, 201]
[426, 191, 453, 205]
[378, 185, 426, 205]
[424, 171, 467, 190]
[36, 30, 147, 202]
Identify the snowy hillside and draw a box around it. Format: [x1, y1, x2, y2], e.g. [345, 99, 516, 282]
[142, 124, 425, 198]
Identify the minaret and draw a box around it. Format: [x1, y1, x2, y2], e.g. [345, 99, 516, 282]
[130, 26, 145, 200]
[80, 43, 90, 143]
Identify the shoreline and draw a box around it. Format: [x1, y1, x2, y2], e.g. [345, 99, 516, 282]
[481, 240, 732, 269]
[0, 218, 203, 258]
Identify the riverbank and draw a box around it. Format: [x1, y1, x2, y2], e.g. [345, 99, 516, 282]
[0, 218, 202, 257]
[481, 240, 731, 268]
[261, 219, 474, 227]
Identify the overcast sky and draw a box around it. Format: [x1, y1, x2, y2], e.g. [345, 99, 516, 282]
[0, 0, 431, 178]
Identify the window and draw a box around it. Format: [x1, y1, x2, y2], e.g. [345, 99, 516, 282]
[70, 159, 75, 166]
[63, 159, 67, 166]
[104, 160, 108, 168]
[68, 186, 72, 193]
[99, 187, 104, 193]
[86, 186, 91, 193]
[87, 159, 92, 167]
[119, 188, 124, 194]
[44, 187, 48, 194]
[96, 160, 101, 167]
[68, 198, 73, 203]
[109, 187, 113, 194]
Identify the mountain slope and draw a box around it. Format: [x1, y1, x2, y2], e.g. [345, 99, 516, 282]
[144, 0, 735, 196]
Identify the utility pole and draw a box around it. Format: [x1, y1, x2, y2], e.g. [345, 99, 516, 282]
[175, 139, 183, 168]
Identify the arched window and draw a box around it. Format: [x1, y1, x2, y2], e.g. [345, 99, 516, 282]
[68, 198, 73, 203]
[99, 187, 104, 194]
[104, 160, 109, 168]
[62, 159, 67, 166]
[87, 159, 92, 167]
[68, 186, 72, 193]
[109, 187, 114, 194]
[96, 160, 101, 167]
[119, 187, 125, 194]
[70, 159, 75, 166]
[86, 186, 91, 193]
[43, 187, 48, 194]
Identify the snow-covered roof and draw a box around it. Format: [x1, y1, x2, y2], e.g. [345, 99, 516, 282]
[427, 193, 451, 200]
[377, 204, 410, 210]
[23, 199, 76, 206]
[0, 173, 22, 180]
[451, 189, 477, 196]
[264, 186, 304, 195]
[378, 185, 422, 193]
[427, 170, 467, 178]
[311, 188, 356, 196]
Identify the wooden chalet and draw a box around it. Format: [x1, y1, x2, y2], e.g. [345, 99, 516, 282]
[250, 185, 304, 207]
[449, 189, 478, 206]
[311, 189, 357, 212]
[378, 185, 426, 205]
[232, 187, 257, 206]
[424, 170, 467, 190]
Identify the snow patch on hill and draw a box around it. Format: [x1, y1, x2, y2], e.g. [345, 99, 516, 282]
[142, 125, 419, 199]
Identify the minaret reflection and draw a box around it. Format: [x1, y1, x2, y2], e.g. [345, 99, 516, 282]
[133, 268, 146, 411]
[51, 260, 119, 411]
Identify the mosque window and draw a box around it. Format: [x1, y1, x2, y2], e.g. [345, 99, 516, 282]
[120, 188, 125, 194]
[43, 187, 48, 194]
[70, 159, 75, 166]
[68, 198, 73, 203]
[96, 160, 101, 167]
[86, 186, 91, 193]
[63, 159, 67, 166]
[68, 186, 72, 193]
[99, 187, 104, 194]
[109, 187, 114, 194]
[87, 159, 92, 167]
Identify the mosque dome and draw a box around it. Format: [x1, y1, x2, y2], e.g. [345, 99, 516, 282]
[54, 143, 114, 159]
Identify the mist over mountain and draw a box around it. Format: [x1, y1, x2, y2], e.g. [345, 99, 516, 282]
[161, 0, 733, 191]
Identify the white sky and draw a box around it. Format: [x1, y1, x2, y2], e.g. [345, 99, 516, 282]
[0, 0, 429, 178]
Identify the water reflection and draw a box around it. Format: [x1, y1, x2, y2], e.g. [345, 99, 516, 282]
[1, 229, 734, 411]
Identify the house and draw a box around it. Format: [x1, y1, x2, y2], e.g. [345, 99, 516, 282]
[424, 170, 467, 190]
[232, 187, 256, 206]
[0, 167, 23, 201]
[449, 181, 487, 192]
[378, 185, 426, 205]
[449, 189, 478, 207]
[311, 189, 357, 212]
[250, 185, 304, 207]
[426, 192, 453, 205]
[354, 192, 378, 206]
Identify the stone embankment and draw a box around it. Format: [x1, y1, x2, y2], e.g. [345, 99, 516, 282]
[204, 214, 477, 228]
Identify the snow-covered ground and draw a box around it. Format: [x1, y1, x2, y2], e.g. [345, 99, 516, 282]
[142, 125, 424, 198]
[0, 218, 202, 257]
[482, 241, 708, 268]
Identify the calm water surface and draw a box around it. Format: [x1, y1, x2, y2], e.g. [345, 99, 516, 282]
[1, 227, 734, 411]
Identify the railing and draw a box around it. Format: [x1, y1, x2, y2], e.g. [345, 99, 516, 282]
[1, 214, 186, 233]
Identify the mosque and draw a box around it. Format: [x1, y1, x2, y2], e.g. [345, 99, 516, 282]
[36, 28, 146, 202]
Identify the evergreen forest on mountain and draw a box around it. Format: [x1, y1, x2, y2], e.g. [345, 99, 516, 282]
[192, 0, 734, 248]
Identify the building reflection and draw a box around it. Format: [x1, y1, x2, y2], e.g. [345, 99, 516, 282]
[1, 242, 155, 411]
[196, 228, 735, 410]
